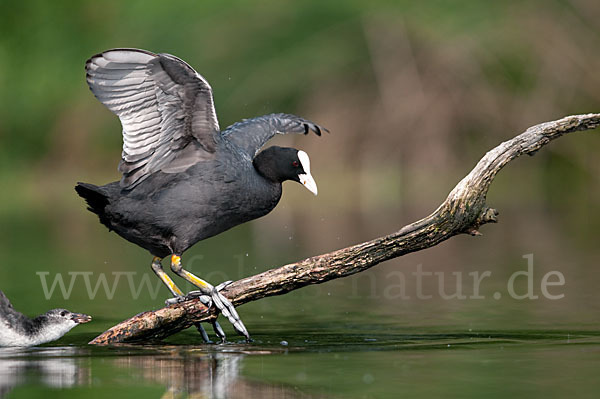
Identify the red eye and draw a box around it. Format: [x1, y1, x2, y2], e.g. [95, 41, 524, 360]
[292, 161, 299, 167]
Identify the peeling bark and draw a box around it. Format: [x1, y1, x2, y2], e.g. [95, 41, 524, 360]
[89, 113, 600, 345]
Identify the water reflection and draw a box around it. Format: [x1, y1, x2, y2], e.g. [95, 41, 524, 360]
[114, 347, 318, 399]
[115, 350, 243, 398]
[0, 328, 599, 398]
[0, 346, 89, 397]
[0, 342, 321, 398]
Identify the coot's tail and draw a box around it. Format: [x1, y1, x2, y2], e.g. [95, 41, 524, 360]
[75, 182, 112, 229]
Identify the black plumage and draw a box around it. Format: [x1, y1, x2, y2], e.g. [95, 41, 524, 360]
[76, 48, 326, 340]
[76, 144, 307, 257]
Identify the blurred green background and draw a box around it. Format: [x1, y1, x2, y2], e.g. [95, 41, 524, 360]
[0, 0, 599, 398]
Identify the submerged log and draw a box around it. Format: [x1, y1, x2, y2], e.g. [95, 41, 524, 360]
[90, 113, 600, 345]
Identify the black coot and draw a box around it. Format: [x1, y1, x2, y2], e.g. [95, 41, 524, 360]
[75, 49, 326, 341]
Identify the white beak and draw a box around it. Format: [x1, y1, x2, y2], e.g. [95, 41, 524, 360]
[297, 150, 318, 196]
[299, 173, 318, 195]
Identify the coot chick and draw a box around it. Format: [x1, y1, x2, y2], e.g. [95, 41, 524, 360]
[76, 49, 326, 342]
[0, 291, 91, 347]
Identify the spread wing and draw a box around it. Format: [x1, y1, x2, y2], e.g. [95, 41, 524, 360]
[222, 113, 326, 157]
[86, 48, 220, 189]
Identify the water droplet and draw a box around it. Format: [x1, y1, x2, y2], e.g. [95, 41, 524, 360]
[363, 373, 374, 384]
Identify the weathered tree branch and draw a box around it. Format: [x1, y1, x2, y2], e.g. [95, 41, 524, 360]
[89, 113, 600, 345]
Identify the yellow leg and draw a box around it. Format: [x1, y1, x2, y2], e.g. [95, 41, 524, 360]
[169, 254, 250, 340]
[170, 255, 212, 293]
[151, 256, 184, 297]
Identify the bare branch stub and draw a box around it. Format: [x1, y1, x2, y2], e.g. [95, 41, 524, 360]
[89, 113, 600, 345]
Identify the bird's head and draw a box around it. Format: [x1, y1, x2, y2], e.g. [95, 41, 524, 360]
[31, 308, 92, 343]
[253, 146, 318, 195]
[43, 308, 92, 328]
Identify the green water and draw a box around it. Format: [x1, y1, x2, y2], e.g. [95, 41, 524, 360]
[2, 320, 599, 399]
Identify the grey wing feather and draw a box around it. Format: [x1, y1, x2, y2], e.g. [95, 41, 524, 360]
[0, 290, 13, 312]
[86, 48, 220, 188]
[0, 290, 29, 328]
[222, 113, 326, 157]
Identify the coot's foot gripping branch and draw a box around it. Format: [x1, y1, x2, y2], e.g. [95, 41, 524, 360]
[157, 255, 250, 342]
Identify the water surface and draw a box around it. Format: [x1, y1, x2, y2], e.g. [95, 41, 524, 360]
[2, 317, 599, 399]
